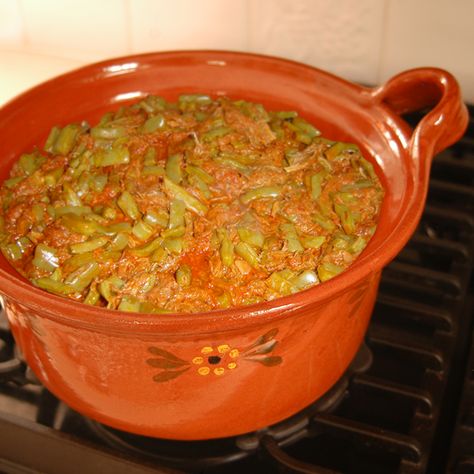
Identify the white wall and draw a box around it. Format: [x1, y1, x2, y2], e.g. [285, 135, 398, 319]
[0, 0, 473, 104]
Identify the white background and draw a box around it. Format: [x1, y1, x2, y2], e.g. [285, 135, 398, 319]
[0, 0, 473, 105]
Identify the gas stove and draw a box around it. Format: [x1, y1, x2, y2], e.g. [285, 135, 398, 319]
[0, 107, 473, 474]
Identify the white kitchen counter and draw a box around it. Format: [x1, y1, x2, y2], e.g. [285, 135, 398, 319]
[0, 51, 85, 106]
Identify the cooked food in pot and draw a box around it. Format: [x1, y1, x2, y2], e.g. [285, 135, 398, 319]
[0, 95, 384, 313]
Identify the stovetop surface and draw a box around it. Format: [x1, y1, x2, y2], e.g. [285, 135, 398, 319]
[0, 107, 473, 474]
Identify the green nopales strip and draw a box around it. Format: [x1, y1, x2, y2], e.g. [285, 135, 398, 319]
[317, 262, 343, 282]
[33, 278, 76, 295]
[163, 178, 208, 216]
[176, 265, 192, 287]
[218, 228, 234, 267]
[32, 244, 59, 272]
[142, 114, 165, 133]
[65, 261, 100, 291]
[240, 186, 281, 205]
[235, 242, 259, 268]
[117, 191, 141, 220]
[70, 236, 108, 254]
[54, 124, 82, 155]
[280, 223, 303, 252]
[237, 227, 264, 248]
[95, 146, 130, 167]
[165, 154, 183, 184]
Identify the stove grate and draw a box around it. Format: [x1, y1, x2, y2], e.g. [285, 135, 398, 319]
[446, 295, 474, 474]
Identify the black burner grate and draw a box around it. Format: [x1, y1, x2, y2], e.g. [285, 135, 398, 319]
[0, 107, 473, 474]
[447, 314, 474, 474]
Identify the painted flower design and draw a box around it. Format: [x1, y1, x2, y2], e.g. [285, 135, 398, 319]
[145, 347, 191, 383]
[146, 328, 282, 383]
[191, 344, 240, 376]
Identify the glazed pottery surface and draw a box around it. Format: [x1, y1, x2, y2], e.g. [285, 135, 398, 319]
[0, 51, 468, 439]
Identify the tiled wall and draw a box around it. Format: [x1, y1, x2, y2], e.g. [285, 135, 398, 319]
[0, 0, 473, 102]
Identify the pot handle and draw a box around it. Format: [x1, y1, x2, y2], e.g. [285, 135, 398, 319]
[370, 68, 468, 160]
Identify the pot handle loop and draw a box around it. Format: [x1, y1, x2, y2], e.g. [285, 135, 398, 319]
[371, 68, 468, 160]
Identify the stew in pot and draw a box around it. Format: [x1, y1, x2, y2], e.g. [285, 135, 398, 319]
[0, 95, 384, 313]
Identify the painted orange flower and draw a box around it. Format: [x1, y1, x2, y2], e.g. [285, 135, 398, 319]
[192, 344, 240, 376]
[146, 328, 282, 383]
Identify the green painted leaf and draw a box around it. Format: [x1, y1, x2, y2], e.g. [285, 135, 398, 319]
[260, 328, 279, 343]
[148, 347, 189, 365]
[146, 358, 189, 369]
[243, 340, 278, 357]
[152, 368, 190, 383]
[246, 328, 279, 350]
[258, 356, 282, 366]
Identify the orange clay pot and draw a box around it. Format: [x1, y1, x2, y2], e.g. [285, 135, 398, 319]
[0, 51, 468, 440]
